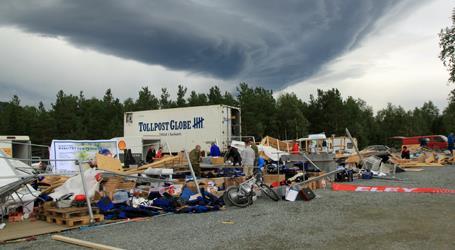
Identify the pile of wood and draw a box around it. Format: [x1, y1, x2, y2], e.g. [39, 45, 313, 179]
[389, 152, 448, 168]
[261, 136, 292, 152]
[125, 154, 187, 174]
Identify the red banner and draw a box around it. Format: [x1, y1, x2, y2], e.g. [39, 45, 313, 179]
[332, 183, 455, 194]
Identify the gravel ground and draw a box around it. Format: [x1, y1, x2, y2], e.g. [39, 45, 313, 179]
[4, 166, 455, 250]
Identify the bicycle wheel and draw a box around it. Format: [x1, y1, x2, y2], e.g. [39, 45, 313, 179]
[259, 183, 280, 201]
[225, 186, 253, 208]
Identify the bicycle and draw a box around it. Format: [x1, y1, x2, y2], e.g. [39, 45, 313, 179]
[224, 172, 280, 207]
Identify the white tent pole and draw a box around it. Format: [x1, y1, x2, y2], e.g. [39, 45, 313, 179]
[77, 160, 95, 223]
[184, 150, 202, 197]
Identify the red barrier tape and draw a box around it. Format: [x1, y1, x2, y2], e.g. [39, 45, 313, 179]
[332, 183, 455, 194]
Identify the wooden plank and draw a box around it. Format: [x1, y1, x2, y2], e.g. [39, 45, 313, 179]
[52, 235, 124, 250]
[124, 154, 187, 174]
[404, 168, 424, 172]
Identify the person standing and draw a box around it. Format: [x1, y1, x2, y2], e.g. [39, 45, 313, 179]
[292, 140, 300, 154]
[189, 145, 202, 177]
[210, 142, 221, 157]
[155, 146, 163, 159]
[250, 139, 259, 165]
[448, 133, 454, 155]
[241, 141, 255, 177]
[257, 156, 265, 180]
[145, 146, 156, 163]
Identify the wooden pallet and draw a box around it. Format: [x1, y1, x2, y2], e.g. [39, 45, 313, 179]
[45, 207, 100, 219]
[46, 214, 104, 227]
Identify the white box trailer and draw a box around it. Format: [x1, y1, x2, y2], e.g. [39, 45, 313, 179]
[123, 105, 241, 159]
[0, 135, 32, 164]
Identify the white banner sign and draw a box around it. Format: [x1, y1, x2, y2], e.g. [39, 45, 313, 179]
[50, 140, 119, 173]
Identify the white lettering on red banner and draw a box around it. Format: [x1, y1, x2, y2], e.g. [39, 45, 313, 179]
[333, 183, 455, 194]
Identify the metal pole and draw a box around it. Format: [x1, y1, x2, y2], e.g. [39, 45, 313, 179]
[166, 141, 173, 156]
[184, 150, 202, 197]
[77, 161, 95, 224]
[300, 152, 321, 171]
[293, 169, 344, 189]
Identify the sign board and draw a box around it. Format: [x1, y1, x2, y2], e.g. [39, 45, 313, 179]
[50, 140, 119, 173]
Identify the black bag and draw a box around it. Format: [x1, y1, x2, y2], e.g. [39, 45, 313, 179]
[299, 187, 315, 201]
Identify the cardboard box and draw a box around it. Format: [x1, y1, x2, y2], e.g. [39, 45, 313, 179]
[210, 157, 225, 165]
[102, 177, 136, 193]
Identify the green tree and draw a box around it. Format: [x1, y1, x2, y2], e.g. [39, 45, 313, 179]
[410, 101, 440, 135]
[134, 87, 159, 111]
[304, 89, 345, 135]
[223, 91, 238, 106]
[159, 88, 172, 109]
[236, 83, 277, 138]
[276, 93, 309, 139]
[439, 8, 455, 83]
[176, 85, 187, 107]
[123, 98, 135, 112]
[51, 90, 81, 139]
[208, 86, 223, 104]
[187, 91, 208, 106]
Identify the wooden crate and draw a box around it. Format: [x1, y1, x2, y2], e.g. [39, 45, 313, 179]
[44, 207, 103, 227]
[44, 207, 100, 219]
[46, 214, 104, 227]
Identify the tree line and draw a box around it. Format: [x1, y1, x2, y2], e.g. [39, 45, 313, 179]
[0, 83, 453, 154]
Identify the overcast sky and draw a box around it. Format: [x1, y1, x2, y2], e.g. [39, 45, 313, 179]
[0, 0, 453, 111]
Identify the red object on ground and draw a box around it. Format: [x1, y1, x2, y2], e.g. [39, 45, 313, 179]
[332, 183, 455, 194]
[8, 212, 23, 222]
[74, 194, 87, 202]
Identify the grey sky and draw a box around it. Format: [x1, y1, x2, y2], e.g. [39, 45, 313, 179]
[0, 0, 452, 111]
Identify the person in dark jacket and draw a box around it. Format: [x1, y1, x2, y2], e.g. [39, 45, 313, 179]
[225, 146, 242, 166]
[447, 133, 454, 155]
[401, 146, 410, 159]
[145, 146, 156, 163]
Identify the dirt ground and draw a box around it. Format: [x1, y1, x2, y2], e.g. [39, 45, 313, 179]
[3, 166, 455, 250]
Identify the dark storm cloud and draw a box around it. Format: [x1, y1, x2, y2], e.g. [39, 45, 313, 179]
[0, 0, 419, 89]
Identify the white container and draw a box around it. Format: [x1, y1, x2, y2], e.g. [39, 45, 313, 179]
[122, 105, 241, 158]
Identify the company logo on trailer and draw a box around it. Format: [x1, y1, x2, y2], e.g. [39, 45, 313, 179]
[138, 116, 205, 132]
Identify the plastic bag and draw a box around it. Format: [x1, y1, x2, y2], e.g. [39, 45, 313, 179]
[50, 168, 102, 200]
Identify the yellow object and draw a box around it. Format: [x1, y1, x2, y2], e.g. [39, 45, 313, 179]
[118, 140, 127, 151]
